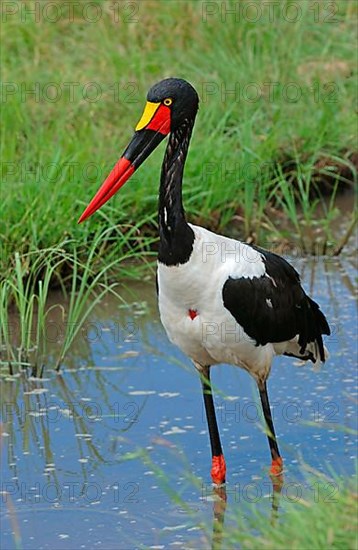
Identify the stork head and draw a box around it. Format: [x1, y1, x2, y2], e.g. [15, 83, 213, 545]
[78, 78, 199, 223]
[144, 78, 199, 131]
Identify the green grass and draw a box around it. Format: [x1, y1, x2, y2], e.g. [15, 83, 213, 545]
[121, 443, 357, 549]
[1, 0, 357, 283]
[0, 225, 155, 373]
[229, 476, 358, 549]
[138, 444, 357, 550]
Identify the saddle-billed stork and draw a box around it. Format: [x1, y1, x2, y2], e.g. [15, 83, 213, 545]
[79, 78, 330, 485]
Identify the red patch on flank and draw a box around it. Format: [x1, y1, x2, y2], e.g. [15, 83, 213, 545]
[270, 457, 283, 476]
[211, 454, 226, 485]
[147, 104, 171, 135]
[188, 309, 198, 320]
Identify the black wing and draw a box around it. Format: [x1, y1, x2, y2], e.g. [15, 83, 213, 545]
[222, 247, 330, 361]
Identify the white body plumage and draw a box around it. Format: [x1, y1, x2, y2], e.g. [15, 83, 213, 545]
[157, 224, 326, 383]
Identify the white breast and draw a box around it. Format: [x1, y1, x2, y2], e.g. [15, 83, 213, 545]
[157, 224, 274, 377]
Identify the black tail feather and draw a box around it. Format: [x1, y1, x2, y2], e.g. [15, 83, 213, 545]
[303, 297, 330, 362]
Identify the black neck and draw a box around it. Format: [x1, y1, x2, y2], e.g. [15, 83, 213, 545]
[158, 119, 195, 266]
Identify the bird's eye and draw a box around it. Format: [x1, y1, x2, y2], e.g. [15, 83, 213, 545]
[163, 98, 173, 106]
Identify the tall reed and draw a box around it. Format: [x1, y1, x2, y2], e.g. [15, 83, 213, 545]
[0, 226, 154, 375]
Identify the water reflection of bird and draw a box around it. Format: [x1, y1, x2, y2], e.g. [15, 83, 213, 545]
[79, 78, 330, 486]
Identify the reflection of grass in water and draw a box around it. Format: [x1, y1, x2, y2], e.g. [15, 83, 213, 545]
[1, 369, 154, 550]
[2, 366, 147, 474]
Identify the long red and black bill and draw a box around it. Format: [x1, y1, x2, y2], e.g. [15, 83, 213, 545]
[78, 101, 171, 223]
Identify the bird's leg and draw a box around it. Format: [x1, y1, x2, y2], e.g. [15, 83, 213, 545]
[200, 366, 226, 485]
[258, 380, 283, 476]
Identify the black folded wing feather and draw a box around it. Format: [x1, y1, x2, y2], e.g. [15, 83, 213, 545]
[222, 247, 330, 361]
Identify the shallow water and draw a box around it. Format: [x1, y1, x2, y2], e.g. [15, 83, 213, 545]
[1, 257, 357, 549]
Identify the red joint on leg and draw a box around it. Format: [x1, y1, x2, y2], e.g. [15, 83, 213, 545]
[211, 455, 226, 485]
[270, 457, 283, 476]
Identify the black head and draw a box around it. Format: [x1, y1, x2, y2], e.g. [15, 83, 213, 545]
[147, 78, 199, 130]
[79, 78, 199, 222]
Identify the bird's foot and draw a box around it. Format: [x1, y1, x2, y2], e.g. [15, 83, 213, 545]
[211, 454, 226, 486]
[270, 456, 283, 477]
